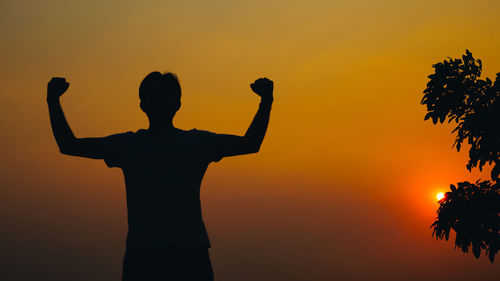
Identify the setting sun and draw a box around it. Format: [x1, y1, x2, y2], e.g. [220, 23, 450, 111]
[436, 192, 445, 201]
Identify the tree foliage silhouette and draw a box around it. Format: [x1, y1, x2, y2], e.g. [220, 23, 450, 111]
[422, 50, 500, 262]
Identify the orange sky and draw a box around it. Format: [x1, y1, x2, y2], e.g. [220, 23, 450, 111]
[1, 0, 500, 280]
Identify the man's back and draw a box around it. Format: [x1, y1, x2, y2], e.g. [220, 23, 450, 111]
[103, 128, 225, 247]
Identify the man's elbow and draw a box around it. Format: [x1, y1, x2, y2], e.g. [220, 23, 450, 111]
[247, 142, 262, 154]
[57, 139, 79, 156]
[241, 136, 263, 154]
[58, 144, 75, 155]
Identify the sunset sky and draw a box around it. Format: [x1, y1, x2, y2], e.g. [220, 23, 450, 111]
[1, 0, 500, 280]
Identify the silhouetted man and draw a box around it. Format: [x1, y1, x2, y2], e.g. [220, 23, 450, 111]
[47, 72, 273, 280]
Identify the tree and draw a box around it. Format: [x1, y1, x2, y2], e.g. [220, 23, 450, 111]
[422, 50, 500, 262]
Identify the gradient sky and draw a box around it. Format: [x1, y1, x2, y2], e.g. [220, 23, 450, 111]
[1, 0, 500, 280]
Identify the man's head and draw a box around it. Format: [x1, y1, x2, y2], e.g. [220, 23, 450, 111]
[139, 72, 181, 121]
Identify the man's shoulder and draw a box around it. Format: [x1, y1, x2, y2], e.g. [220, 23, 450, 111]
[105, 129, 146, 142]
[134, 129, 148, 136]
[188, 128, 217, 137]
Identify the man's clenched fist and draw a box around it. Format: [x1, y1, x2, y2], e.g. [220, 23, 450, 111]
[47, 77, 69, 101]
[250, 78, 273, 101]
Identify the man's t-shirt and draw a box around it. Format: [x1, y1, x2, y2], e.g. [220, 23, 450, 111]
[101, 128, 226, 248]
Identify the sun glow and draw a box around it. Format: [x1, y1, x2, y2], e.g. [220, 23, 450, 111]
[436, 192, 445, 201]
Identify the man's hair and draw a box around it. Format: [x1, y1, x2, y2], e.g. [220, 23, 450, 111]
[139, 72, 181, 101]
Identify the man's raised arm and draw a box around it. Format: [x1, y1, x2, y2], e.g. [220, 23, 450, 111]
[242, 77, 274, 152]
[211, 77, 274, 158]
[47, 77, 110, 159]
